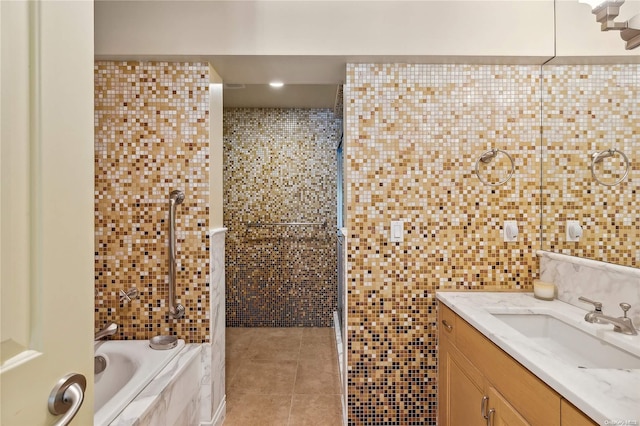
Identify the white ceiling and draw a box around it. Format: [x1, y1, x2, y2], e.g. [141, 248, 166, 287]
[210, 56, 345, 108]
[223, 84, 339, 109]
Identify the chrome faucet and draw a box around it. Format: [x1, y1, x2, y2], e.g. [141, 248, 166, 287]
[94, 322, 118, 341]
[579, 298, 638, 336]
[578, 296, 606, 323]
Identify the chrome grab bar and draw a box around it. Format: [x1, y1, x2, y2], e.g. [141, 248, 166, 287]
[168, 190, 185, 319]
[246, 220, 327, 228]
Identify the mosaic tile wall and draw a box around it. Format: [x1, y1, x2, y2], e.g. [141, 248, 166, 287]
[344, 64, 541, 424]
[542, 64, 640, 268]
[95, 62, 211, 343]
[223, 108, 342, 327]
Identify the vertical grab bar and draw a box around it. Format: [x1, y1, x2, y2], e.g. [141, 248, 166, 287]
[168, 190, 186, 319]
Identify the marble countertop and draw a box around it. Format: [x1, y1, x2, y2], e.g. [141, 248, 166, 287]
[436, 292, 640, 425]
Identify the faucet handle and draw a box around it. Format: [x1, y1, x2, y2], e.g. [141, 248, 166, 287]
[578, 296, 603, 312]
[119, 289, 131, 302]
[620, 303, 631, 318]
[119, 288, 139, 303]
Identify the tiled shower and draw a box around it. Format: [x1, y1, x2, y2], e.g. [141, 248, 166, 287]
[223, 108, 343, 327]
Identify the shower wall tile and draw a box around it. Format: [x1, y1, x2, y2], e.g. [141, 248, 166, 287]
[94, 61, 210, 343]
[345, 64, 541, 424]
[542, 64, 640, 267]
[224, 108, 342, 327]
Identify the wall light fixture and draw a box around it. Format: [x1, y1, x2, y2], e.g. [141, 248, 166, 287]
[580, 0, 640, 49]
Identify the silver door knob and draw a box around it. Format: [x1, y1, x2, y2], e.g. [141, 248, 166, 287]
[48, 373, 86, 426]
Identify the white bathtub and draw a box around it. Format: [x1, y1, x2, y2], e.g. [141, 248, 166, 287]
[94, 339, 185, 426]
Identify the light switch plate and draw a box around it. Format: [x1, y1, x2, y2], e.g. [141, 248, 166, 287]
[390, 221, 404, 243]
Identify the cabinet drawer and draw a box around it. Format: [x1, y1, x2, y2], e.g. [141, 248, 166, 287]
[439, 303, 457, 342]
[456, 315, 561, 426]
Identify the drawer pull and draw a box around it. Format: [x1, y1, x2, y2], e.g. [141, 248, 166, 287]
[486, 408, 495, 426]
[481, 395, 489, 419]
[441, 319, 453, 332]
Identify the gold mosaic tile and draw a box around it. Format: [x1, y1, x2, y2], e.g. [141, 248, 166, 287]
[542, 64, 639, 267]
[94, 61, 210, 343]
[223, 108, 342, 326]
[345, 64, 541, 424]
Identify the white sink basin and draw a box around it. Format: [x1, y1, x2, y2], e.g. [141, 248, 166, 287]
[492, 313, 640, 370]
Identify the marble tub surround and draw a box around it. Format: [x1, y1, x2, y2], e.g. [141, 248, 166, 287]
[538, 250, 640, 329]
[436, 292, 640, 424]
[200, 228, 227, 426]
[110, 344, 202, 426]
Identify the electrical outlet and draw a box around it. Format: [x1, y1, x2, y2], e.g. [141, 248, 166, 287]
[566, 220, 583, 242]
[503, 220, 518, 242]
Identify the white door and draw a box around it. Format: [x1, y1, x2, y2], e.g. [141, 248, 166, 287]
[1, 1, 95, 424]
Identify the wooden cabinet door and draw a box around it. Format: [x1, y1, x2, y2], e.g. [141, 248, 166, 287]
[487, 386, 530, 426]
[439, 337, 487, 426]
[560, 400, 597, 426]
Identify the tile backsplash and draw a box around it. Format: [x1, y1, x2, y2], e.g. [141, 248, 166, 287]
[345, 64, 541, 424]
[94, 61, 210, 342]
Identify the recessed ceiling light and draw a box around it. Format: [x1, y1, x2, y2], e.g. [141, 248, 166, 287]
[269, 81, 284, 88]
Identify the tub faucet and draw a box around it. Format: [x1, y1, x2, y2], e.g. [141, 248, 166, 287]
[95, 322, 118, 341]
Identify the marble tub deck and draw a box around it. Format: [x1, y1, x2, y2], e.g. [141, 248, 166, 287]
[225, 327, 343, 426]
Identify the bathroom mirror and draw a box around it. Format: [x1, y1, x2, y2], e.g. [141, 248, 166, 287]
[541, 63, 639, 268]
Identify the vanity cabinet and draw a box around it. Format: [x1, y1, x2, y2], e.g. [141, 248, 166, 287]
[486, 386, 529, 426]
[561, 400, 599, 426]
[438, 303, 597, 426]
[438, 334, 485, 426]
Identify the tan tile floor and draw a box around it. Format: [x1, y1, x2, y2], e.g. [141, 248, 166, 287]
[225, 328, 343, 426]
